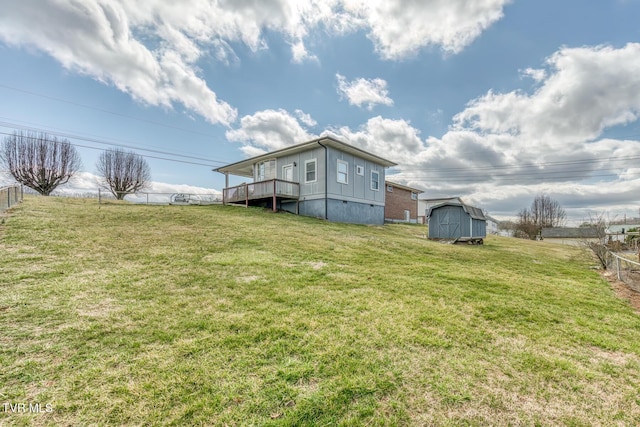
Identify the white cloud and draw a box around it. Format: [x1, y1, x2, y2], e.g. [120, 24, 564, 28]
[520, 67, 546, 82]
[225, 109, 317, 156]
[343, 0, 511, 58]
[0, 1, 509, 127]
[328, 116, 422, 164]
[295, 109, 318, 127]
[0, 0, 238, 126]
[336, 74, 394, 110]
[454, 43, 640, 149]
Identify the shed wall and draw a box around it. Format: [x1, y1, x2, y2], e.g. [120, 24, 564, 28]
[428, 205, 487, 239]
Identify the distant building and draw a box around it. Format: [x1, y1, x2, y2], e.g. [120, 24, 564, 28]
[384, 181, 424, 223]
[418, 197, 463, 225]
[541, 227, 599, 246]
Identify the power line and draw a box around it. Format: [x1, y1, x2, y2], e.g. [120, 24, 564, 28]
[0, 83, 222, 140]
[0, 122, 229, 166]
[394, 171, 640, 183]
[396, 155, 640, 174]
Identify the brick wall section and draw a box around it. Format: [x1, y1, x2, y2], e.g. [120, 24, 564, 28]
[384, 184, 418, 221]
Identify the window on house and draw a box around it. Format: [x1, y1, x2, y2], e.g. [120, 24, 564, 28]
[337, 160, 348, 184]
[411, 192, 418, 200]
[387, 185, 393, 192]
[356, 165, 364, 176]
[371, 170, 380, 191]
[305, 159, 317, 183]
[256, 159, 276, 181]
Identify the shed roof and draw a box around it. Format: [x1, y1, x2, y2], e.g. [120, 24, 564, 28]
[214, 136, 397, 178]
[426, 200, 487, 220]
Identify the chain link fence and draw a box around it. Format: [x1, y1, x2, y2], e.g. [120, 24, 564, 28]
[0, 184, 23, 213]
[607, 251, 640, 292]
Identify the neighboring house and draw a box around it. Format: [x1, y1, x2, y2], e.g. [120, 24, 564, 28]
[418, 197, 463, 224]
[541, 227, 599, 246]
[384, 181, 424, 223]
[485, 215, 500, 235]
[427, 199, 487, 243]
[214, 136, 397, 225]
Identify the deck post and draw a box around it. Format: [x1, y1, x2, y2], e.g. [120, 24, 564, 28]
[222, 173, 229, 205]
[272, 180, 277, 212]
[245, 183, 248, 208]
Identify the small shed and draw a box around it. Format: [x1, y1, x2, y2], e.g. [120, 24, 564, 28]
[427, 200, 486, 243]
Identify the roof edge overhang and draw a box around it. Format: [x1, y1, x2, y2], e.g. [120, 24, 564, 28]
[214, 136, 398, 178]
[384, 180, 425, 193]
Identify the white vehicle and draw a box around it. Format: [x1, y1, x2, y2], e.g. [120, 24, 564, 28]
[170, 193, 201, 205]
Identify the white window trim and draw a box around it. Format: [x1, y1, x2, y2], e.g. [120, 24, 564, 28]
[356, 165, 364, 176]
[337, 159, 348, 184]
[370, 170, 380, 191]
[304, 159, 317, 184]
[387, 185, 393, 192]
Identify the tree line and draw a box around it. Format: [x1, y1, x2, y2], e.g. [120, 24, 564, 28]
[0, 131, 150, 199]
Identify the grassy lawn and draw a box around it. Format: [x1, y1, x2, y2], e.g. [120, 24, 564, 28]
[1, 196, 640, 426]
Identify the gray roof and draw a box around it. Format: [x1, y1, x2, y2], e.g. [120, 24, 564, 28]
[426, 200, 487, 220]
[541, 227, 599, 238]
[214, 136, 397, 178]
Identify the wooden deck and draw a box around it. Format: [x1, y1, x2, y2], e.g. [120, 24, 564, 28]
[222, 179, 300, 212]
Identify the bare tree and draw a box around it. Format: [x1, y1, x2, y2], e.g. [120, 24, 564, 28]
[0, 131, 81, 196]
[531, 194, 566, 228]
[580, 212, 608, 269]
[516, 194, 566, 239]
[96, 148, 151, 200]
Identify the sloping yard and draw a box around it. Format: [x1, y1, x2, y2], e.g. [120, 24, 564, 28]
[1, 197, 640, 426]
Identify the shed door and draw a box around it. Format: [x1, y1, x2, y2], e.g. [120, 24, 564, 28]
[439, 207, 460, 238]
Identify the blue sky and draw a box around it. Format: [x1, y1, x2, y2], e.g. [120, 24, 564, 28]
[1, 0, 639, 223]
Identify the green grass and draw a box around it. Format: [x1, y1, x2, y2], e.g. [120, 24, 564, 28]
[1, 196, 640, 426]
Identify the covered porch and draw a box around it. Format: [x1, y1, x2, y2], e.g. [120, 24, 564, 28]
[222, 179, 300, 212]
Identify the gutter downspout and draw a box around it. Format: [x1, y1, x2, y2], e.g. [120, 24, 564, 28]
[317, 139, 328, 220]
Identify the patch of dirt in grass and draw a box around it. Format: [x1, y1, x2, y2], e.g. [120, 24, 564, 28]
[601, 270, 640, 312]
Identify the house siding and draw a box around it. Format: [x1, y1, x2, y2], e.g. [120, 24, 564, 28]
[263, 146, 386, 224]
[326, 147, 385, 206]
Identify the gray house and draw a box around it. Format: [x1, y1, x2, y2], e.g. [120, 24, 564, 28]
[427, 199, 487, 243]
[214, 136, 397, 224]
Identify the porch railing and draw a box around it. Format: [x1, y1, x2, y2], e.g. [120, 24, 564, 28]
[223, 179, 300, 208]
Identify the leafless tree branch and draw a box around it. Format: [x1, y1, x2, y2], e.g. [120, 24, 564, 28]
[96, 148, 151, 200]
[0, 131, 81, 196]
